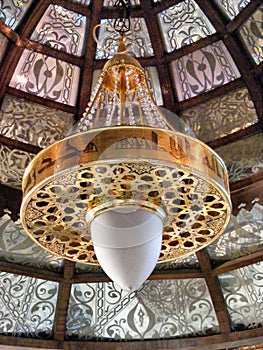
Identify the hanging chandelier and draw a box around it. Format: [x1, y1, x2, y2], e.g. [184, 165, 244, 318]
[20, 1, 231, 292]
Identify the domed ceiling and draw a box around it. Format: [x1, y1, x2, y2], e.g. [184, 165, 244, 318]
[0, 0, 262, 349]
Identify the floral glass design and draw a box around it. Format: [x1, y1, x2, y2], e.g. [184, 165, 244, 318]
[215, 132, 263, 183]
[95, 18, 154, 59]
[0, 0, 33, 29]
[0, 271, 58, 338]
[65, 279, 219, 340]
[0, 33, 9, 64]
[0, 144, 34, 189]
[213, 0, 251, 20]
[103, 0, 140, 6]
[208, 202, 263, 261]
[180, 87, 258, 142]
[219, 262, 263, 330]
[238, 6, 263, 65]
[72, 0, 91, 5]
[0, 94, 74, 148]
[158, 0, 216, 52]
[0, 214, 63, 272]
[30, 5, 88, 57]
[170, 40, 240, 101]
[9, 49, 80, 106]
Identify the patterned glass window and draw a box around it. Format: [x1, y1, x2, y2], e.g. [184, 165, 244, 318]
[72, 0, 91, 5]
[0, 0, 33, 29]
[65, 279, 219, 340]
[180, 87, 258, 142]
[213, 0, 251, 20]
[0, 144, 34, 189]
[30, 5, 88, 57]
[0, 214, 63, 271]
[0, 33, 9, 64]
[95, 18, 154, 59]
[215, 132, 263, 183]
[158, 0, 216, 52]
[9, 49, 81, 106]
[0, 271, 58, 338]
[219, 262, 263, 330]
[208, 202, 263, 261]
[170, 40, 241, 101]
[0, 95, 74, 148]
[103, 0, 140, 6]
[238, 6, 263, 65]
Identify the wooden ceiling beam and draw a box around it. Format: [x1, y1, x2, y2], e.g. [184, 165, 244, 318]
[6, 86, 77, 115]
[0, 19, 18, 42]
[54, 260, 75, 343]
[226, 0, 261, 32]
[77, 1, 104, 119]
[176, 79, 244, 111]
[223, 35, 263, 121]
[140, 0, 178, 113]
[196, 249, 232, 334]
[0, 328, 262, 349]
[0, 135, 41, 154]
[207, 122, 262, 150]
[0, 260, 64, 282]
[212, 250, 263, 277]
[16, 38, 83, 67]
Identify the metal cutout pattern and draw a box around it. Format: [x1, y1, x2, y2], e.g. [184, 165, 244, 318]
[21, 127, 231, 265]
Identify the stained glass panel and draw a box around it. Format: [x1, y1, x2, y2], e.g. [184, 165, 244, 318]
[170, 40, 240, 101]
[30, 5, 88, 57]
[158, 0, 216, 52]
[213, 0, 251, 20]
[238, 6, 263, 65]
[208, 202, 263, 261]
[219, 262, 263, 330]
[95, 18, 154, 59]
[0, 272, 58, 338]
[0, 144, 34, 189]
[9, 49, 80, 106]
[0, 94, 74, 148]
[0, 0, 33, 29]
[215, 132, 263, 183]
[180, 87, 258, 142]
[65, 279, 219, 340]
[0, 214, 63, 272]
[0, 33, 9, 64]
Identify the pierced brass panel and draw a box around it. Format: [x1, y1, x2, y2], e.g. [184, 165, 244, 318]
[21, 126, 231, 264]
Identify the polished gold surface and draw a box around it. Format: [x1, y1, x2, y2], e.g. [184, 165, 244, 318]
[21, 126, 231, 264]
[20, 35, 231, 266]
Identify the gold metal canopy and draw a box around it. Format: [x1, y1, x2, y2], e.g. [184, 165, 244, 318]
[20, 36, 231, 265]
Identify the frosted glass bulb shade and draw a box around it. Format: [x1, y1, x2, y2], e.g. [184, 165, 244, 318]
[89, 207, 163, 291]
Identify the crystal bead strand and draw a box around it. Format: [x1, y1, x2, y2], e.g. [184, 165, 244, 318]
[105, 69, 119, 126]
[125, 67, 136, 125]
[79, 76, 104, 131]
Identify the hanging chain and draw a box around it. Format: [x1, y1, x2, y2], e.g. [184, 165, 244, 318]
[114, 0, 131, 35]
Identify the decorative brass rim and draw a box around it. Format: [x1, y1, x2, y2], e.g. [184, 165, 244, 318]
[21, 126, 231, 264]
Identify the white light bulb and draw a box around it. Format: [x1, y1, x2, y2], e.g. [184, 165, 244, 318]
[89, 207, 163, 292]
